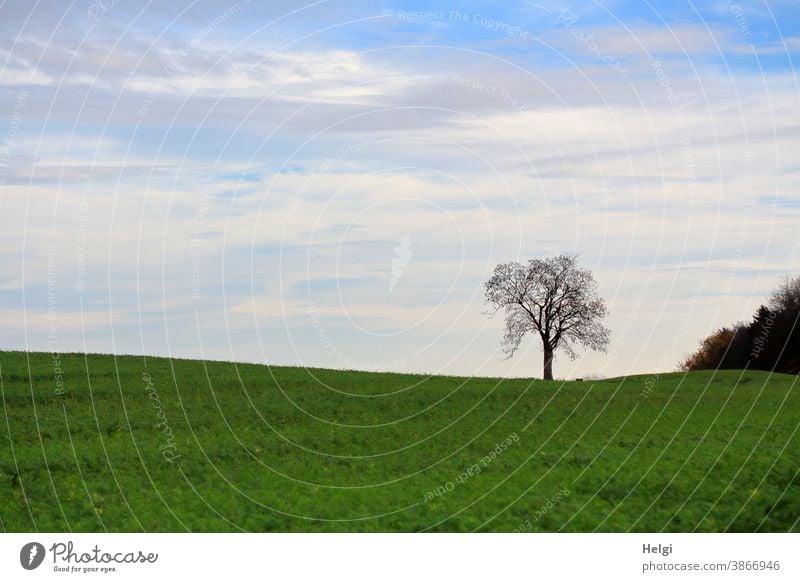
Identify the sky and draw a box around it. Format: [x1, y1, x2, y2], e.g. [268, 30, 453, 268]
[0, 0, 798, 379]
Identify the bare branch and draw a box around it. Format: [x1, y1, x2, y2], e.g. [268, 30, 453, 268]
[484, 254, 610, 379]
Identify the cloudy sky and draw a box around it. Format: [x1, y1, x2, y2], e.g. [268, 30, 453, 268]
[1, 0, 798, 378]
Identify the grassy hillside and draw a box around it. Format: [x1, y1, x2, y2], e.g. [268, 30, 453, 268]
[1, 351, 798, 532]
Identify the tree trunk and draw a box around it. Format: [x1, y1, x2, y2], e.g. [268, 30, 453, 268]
[543, 345, 554, 380]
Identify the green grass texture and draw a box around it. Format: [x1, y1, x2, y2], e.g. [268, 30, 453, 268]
[1, 351, 797, 532]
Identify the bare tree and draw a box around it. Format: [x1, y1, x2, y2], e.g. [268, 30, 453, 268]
[484, 254, 610, 380]
[768, 275, 800, 313]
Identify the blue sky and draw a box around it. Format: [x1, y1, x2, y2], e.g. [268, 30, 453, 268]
[1, 0, 798, 378]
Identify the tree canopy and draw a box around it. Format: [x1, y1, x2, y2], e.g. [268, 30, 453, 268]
[681, 275, 800, 374]
[485, 254, 610, 380]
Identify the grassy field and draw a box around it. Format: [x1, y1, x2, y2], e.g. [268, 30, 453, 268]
[1, 350, 798, 532]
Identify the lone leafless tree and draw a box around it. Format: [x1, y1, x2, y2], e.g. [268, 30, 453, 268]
[485, 254, 610, 380]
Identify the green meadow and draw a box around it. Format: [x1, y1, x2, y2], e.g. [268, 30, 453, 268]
[1, 351, 797, 532]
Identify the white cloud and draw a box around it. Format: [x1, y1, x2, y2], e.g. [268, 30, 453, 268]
[3, 8, 799, 377]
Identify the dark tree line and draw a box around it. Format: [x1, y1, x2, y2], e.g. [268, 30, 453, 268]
[680, 276, 800, 374]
